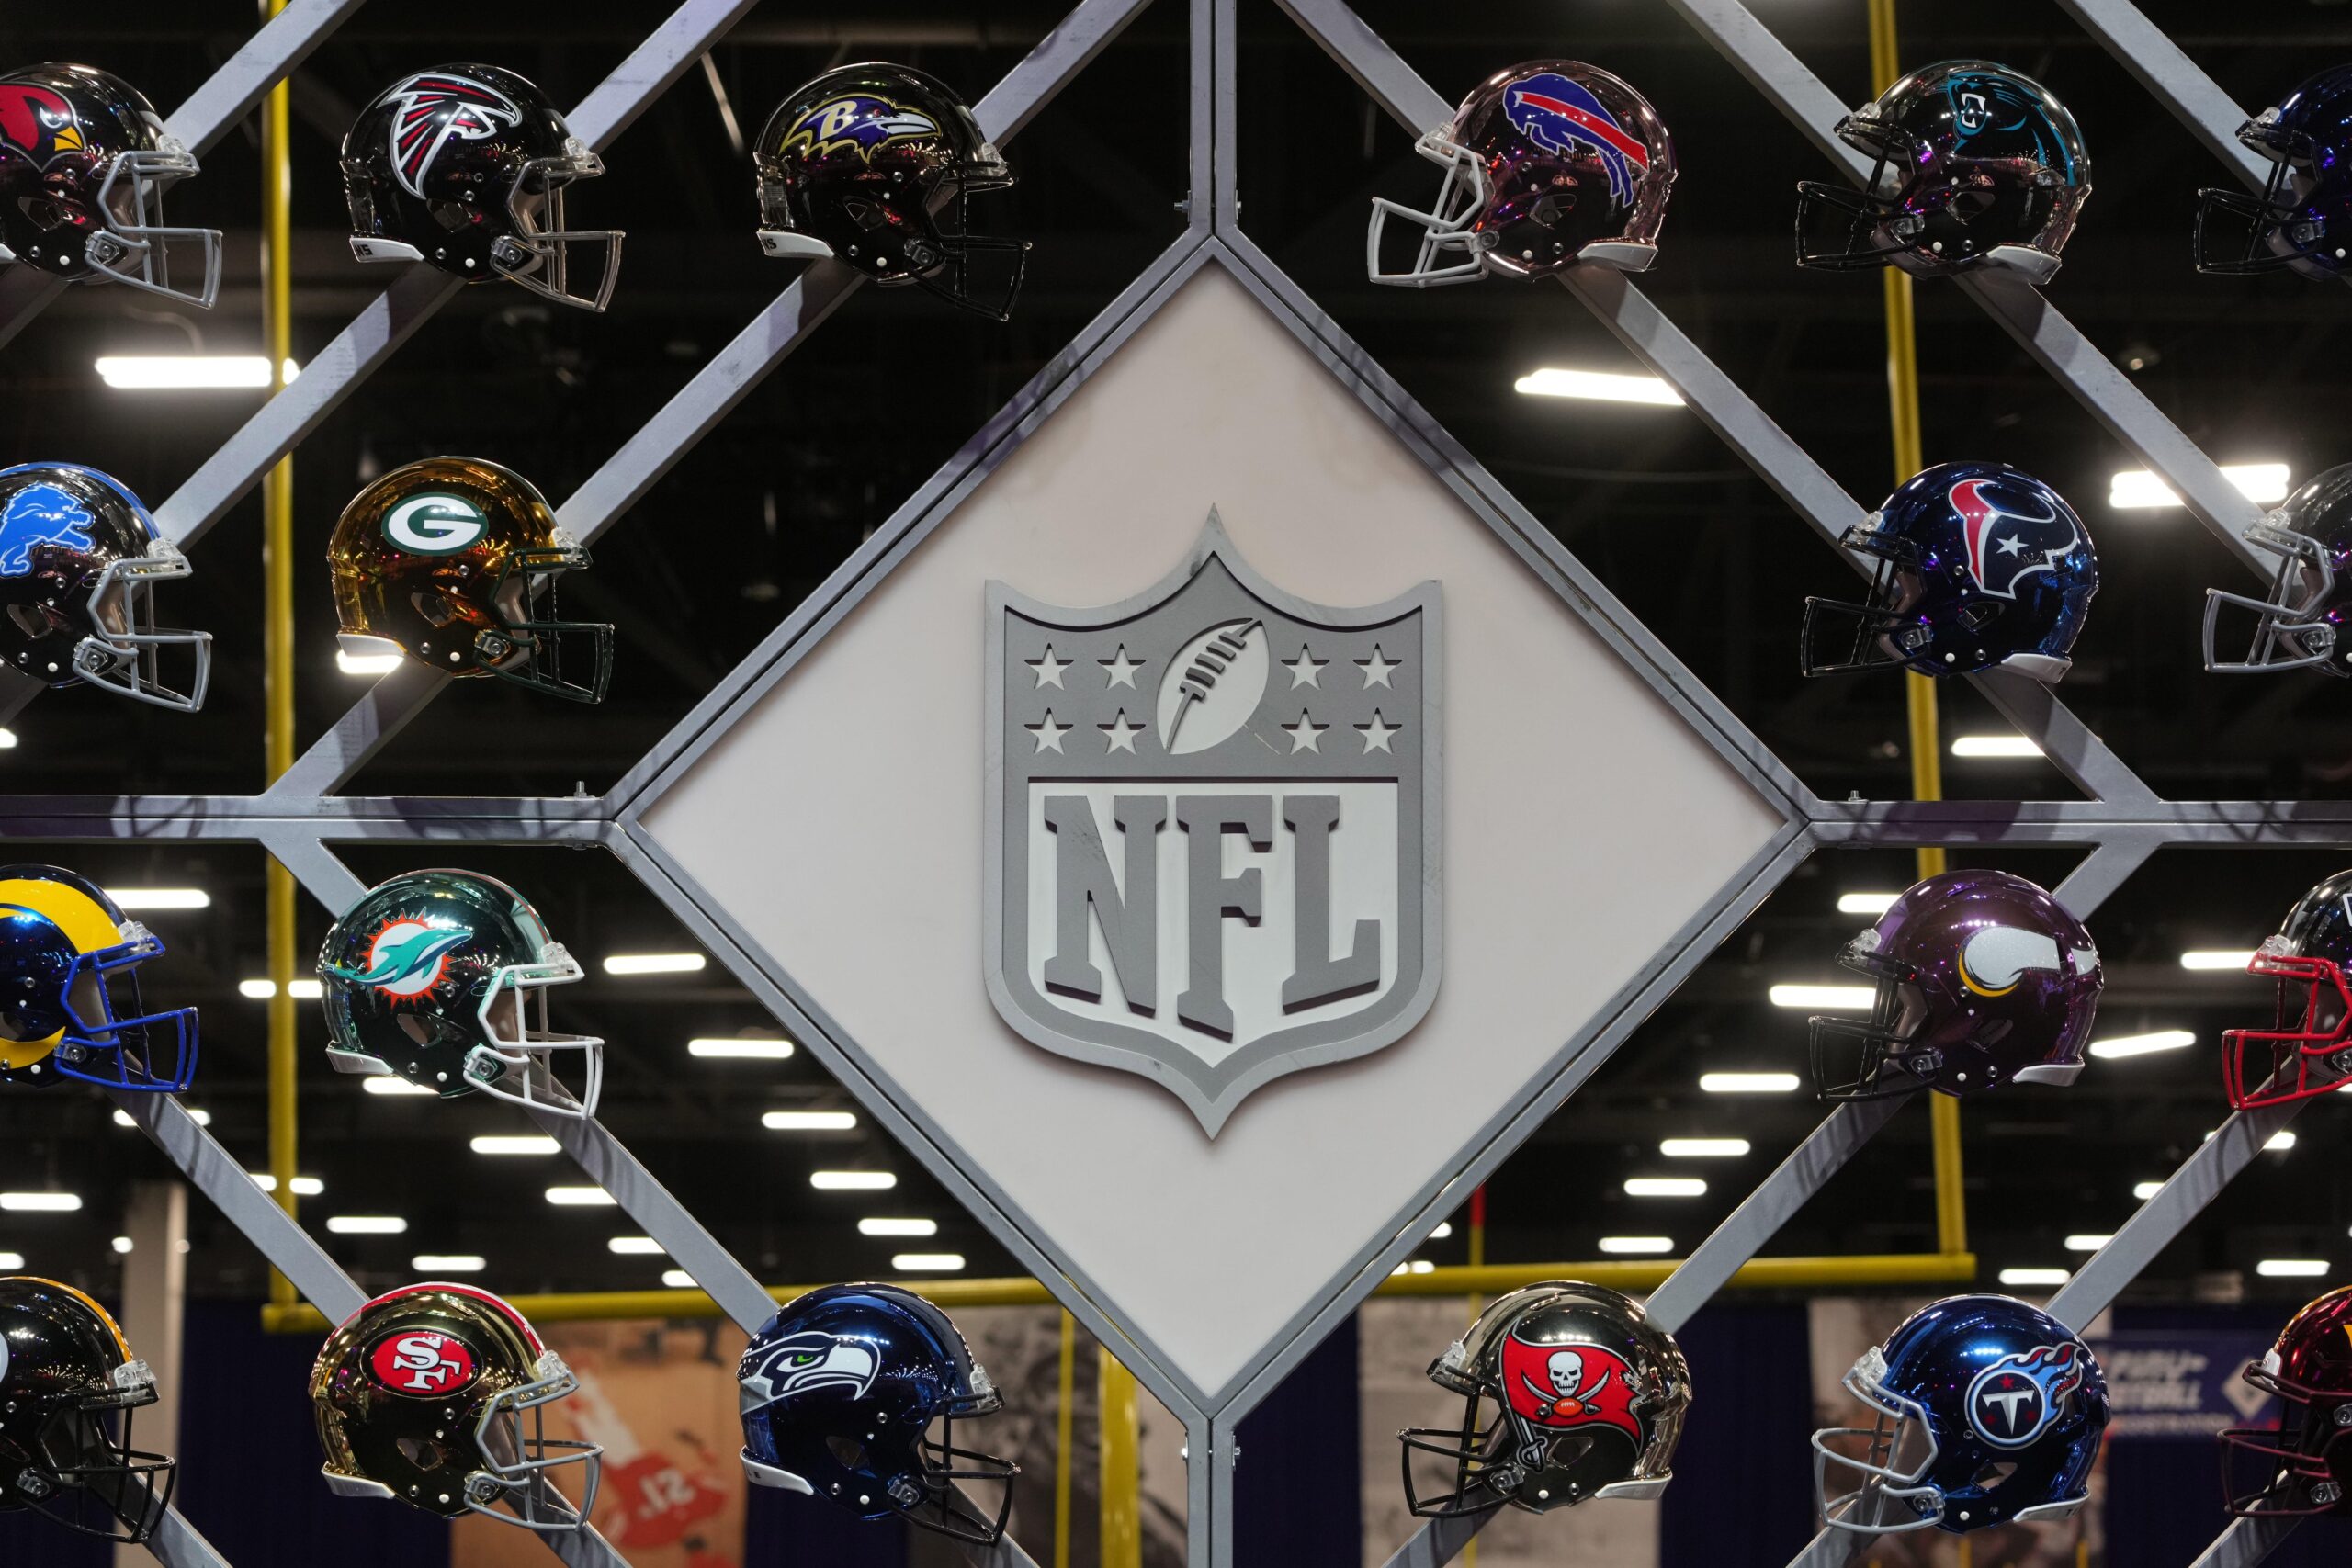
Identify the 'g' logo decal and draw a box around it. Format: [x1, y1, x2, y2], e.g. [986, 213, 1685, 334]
[383, 493, 489, 556]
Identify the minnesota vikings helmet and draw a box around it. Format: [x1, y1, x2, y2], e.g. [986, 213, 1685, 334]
[1369, 61, 1676, 286]
[315, 869, 602, 1117]
[738, 1283, 1016, 1543]
[1400, 1282, 1690, 1516]
[1815, 1295, 2107, 1534]
[2222, 1284, 2352, 1517]
[2204, 464, 2352, 676]
[1796, 61, 2090, 282]
[0, 863, 197, 1094]
[1802, 460, 2098, 682]
[1809, 870, 2103, 1100]
[0, 464, 210, 710]
[753, 63, 1026, 320]
[342, 64, 622, 310]
[2220, 868, 2352, 1108]
[0, 63, 220, 307]
[2197, 65, 2352, 284]
[0, 1276, 175, 1541]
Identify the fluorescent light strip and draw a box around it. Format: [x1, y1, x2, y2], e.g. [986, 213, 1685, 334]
[115, 1107, 209, 1127]
[250, 1173, 323, 1197]
[94, 355, 300, 390]
[811, 1171, 896, 1190]
[1699, 1072, 1800, 1094]
[858, 1217, 937, 1237]
[1513, 367, 1684, 406]
[2268, 1131, 2298, 1152]
[412, 1255, 486, 1273]
[104, 887, 209, 910]
[1623, 1178, 1706, 1198]
[324, 1215, 405, 1235]
[762, 1111, 857, 1131]
[1660, 1138, 1750, 1158]
[1951, 735, 2043, 759]
[1998, 1268, 2072, 1287]
[1837, 891, 1898, 916]
[238, 978, 322, 999]
[1597, 1235, 1674, 1255]
[2257, 1258, 2331, 1279]
[335, 650, 402, 676]
[2109, 463, 2289, 510]
[2064, 1235, 2112, 1252]
[689, 1037, 794, 1059]
[112, 1236, 133, 1255]
[361, 1077, 432, 1096]
[1429, 1222, 1453, 1239]
[2134, 1181, 2165, 1201]
[2089, 1030, 2196, 1060]
[1769, 984, 1872, 1010]
[0, 1193, 81, 1212]
[545, 1187, 617, 1206]
[0, 1253, 20, 1269]
[2179, 950, 2256, 972]
[602, 953, 706, 976]
[891, 1253, 966, 1271]
[607, 1236, 664, 1256]
[662, 1269, 696, 1289]
[469, 1135, 560, 1156]
[1389, 1259, 1437, 1275]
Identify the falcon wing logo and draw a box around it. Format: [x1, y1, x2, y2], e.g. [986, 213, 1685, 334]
[779, 95, 940, 163]
[0, 83, 84, 169]
[1498, 1331, 1643, 1443]
[0, 483, 96, 576]
[1965, 1341, 2085, 1449]
[1502, 73, 1649, 206]
[737, 1330, 878, 1413]
[1950, 477, 2078, 599]
[384, 73, 522, 199]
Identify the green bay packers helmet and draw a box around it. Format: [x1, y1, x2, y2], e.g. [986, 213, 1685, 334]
[315, 869, 602, 1117]
[0, 863, 196, 1092]
[327, 457, 612, 703]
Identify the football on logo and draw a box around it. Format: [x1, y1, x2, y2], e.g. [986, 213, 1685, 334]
[367, 1328, 479, 1396]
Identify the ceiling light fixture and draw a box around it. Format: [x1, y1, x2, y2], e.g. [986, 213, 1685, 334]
[1512, 367, 1684, 406]
[2088, 1030, 2196, 1060]
[602, 953, 706, 976]
[1768, 984, 1872, 1010]
[1698, 1072, 1800, 1094]
[2109, 463, 2289, 510]
[94, 355, 299, 390]
[689, 1037, 794, 1059]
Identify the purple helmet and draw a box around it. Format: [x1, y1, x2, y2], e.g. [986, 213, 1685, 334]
[1810, 871, 2103, 1100]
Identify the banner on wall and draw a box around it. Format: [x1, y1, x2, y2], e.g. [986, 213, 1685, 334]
[2086, 1329, 2278, 1439]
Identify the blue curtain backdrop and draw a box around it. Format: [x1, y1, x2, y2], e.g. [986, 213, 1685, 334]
[1658, 1302, 1816, 1568]
[1236, 1312, 1361, 1568]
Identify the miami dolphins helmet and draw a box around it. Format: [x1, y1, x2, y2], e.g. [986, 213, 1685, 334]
[315, 869, 602, 1117]
[0, 864, 196, 1093]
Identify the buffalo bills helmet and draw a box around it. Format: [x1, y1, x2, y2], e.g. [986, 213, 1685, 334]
[1803, 461, 2098, 682]
[2197, 65, 2352, 283]
[737, 1283, 1016, 1543]
[1815, 1294, 2108, 1534]
[2204, 463, 2352, 676]
[2222, 1284, 2352, 1517]
[0, 864, 197, 1094]
[0, 1276, 175, 1541]
[1369, 61, 1676, 286]
[2220, 868, 2352, 1109]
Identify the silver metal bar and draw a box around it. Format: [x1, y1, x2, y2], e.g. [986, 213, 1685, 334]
[1376, 1510, 1493, 1568]
[145, 1505, 235, 1568]
[2053, 0, 2269, 189]
[2187, 1516, 2305, 1568]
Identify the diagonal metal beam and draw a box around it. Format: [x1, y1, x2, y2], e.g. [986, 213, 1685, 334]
[2054, 0, 2268, 189]
[2189, 1517, 2304, 1568]
[266, 0, 1162, 803]
[146, 1505, 235, 1568]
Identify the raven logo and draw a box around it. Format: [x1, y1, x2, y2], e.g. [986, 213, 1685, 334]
[383, 72, 522, 199]
[0, 482, 96, 577]
[1502, 73, 1650, 207]
[737, 1331, 878, 1414]
[778, 96, 940, 164]
[1951, 477, 2079, 600]
[1965, 1342, 2085, 1449]
[0, 83, 84, 169]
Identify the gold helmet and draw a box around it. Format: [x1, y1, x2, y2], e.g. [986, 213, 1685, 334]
[327, 457, 612, 703]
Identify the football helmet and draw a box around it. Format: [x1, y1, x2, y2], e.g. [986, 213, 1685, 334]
[1815, 1294, 2107, 1534]
[342, 65, 621, 311]
[1399, 1281, 1690, 1517]
[327, 457, 611, 704]
[0, 863, 196, 1093]
[2204, 464, 2352, 676]
[0, 464, 210, 710]
[1810, 870, 2102, 1100]
[1796, 61, 2090, 283]
[2196, 66, 2352, 283]
[0, 64, 220, 307]
[311, 1282, 600, 1530]
[1802, 460, 2098, 682]
[1369, 61, 1676, 286]
[316, 868, 602, 1117]
[2222, 1284, 2352, 1517]
[738, 1283, 1016, 1544]
[0, 1277, 175, 1542]
[2221, 868, 2352, 1108]
[753, 63, 1026, 321]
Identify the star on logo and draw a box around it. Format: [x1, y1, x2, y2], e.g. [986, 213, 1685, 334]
[1027, 710, 1070, 752]
[1099, 710, 1145, 754]
[1284, 644, 1328, 688]
[1996, 535, 2026, 556]
[1283, 708, 1329, 753]
[1100, 646, 1144, 689]
[1356, 646, 1400, 688]
[1357, 711, 1400, 753]
[1027, 646, 1070, 688]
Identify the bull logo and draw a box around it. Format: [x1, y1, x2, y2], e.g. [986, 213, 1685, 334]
[1965, 1342, 2086, 1449]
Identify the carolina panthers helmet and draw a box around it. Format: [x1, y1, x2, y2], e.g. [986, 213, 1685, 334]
[0, 63, 220, 307]
[1802, 461, 2098, 682]
[2222, 1284, 2352, 1517]
[0, 464, 210, 710]
[737, 1283, 1016, 1543]
[2204, 463, 2352, 676]
[2197, 65, 2352, 283]
[342, 64, 621, 310]
[2221, 868, 2352, 1108]
[0, 1276, 175, 1541]
[0, 863, 196, 1094]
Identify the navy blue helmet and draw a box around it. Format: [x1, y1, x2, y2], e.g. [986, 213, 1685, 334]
[2197, 66, 2352, 283]
[1803, 461, 2098, 682]
[0, 864, 195, 1093]
[1815, 1294, 2109, 1535]
[737, 1283, 1015, 1543]
[2205, 463, 2352, 675]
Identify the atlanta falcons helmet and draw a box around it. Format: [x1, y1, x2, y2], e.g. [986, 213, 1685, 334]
[2197, 65, 2352, 284]
[0, 1276, 175, 1541]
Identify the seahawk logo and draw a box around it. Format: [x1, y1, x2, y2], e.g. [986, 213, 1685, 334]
[383, 72, 523, 199]
[350, 918, 473, 999]
[778, 95, 939, 164]
[737, 1330, 878, 1415]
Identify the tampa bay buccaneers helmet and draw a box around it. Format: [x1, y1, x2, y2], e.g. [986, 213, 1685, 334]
[1369, 61, 1676, 286]
[1797, 61, 2090, 282]
[317, 869, 602, 1117]
[1400, 1282, 1690, 1517]
[2197, 66, 2352, 284]
[2222, 1284, 2352, 1517]
[753, 63, 1026, 320]
[342, 64, 622, 310]
[328, 457, 611, 704]
[312, 1282, 600, 1529]
[2205, 464, 2352, 675]
[1803, 461, 2098, 682]
[0, 1276, 175, 1541]
[0, 464, 211, 710]
[2221, 868, 2352, 1108]
[1810, 870, 2103, 1100]
[0, 63, 220, 306]
[0, 863, 197, 1093]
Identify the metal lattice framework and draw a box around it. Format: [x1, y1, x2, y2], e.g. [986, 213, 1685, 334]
[1, 1, 2324, 1564]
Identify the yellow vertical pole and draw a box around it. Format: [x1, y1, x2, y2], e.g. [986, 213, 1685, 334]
[1866, 0, 1968, 1263]
[1054, 1311, 1076, 1568]
[1098, 1348, 1141, 1568]
[260, 0, 299, 1304]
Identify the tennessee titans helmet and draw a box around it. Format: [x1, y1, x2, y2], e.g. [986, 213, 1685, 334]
[0, 864, 196, 1093]
[2197, 65, 2352, 283]
[1803, 460, 2098, 682]
[1815, 1294, 2109, 1535]
[737, 1283, 1015, 1543]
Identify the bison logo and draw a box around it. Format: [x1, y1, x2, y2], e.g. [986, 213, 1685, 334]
[1502, 73, 1650, 206]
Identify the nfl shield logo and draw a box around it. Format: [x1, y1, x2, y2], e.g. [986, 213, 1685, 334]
[985, 512, 1442, 1135]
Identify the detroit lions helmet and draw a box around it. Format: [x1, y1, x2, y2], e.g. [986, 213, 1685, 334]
[0, 864, 197, 1094]
[2222, 1284, 2352, 1517]
[2204, 463, 2352, 676]
[0, 63, 220, 307]
[342, 64, 621, 310]
[2197, 65, 2352, 284]
[1816, 1295, 2108, 1534]
[1796, 61, 2090, 282]
[1810, 870, 2103, 1100]
[738, 1283, 1016, 1543]
[2220, 868, 2352, 1108]
[316, 869, 602, 1117]
[1802, 461, 2098, 682]
[0, 464, 210, 710]
[1369, 61, 1676, 286]
[0, 1276, 175, 1541]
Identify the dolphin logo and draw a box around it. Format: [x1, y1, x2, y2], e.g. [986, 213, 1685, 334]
[344, 923, 473, 998]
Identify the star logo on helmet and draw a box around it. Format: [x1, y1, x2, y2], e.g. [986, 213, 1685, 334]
[383, 72, 523, 200]
[351, 915, 472, 1000]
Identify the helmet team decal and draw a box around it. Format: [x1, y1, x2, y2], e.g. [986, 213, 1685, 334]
[778, 96, 940, 163]
[1502, 73, 1649, 205]
[0, 482, 96, 575]
[353, 917, 472, 998]
[367, 1328, 480, 1396]
[1951, 477, 2080, 600]
[385, 73, 523, 199]
[1499, 1332, 1642, 1442]
[0, 83, 84, 168]
[1965, 1342, 2086, 1449]
[1955, 923, 2067, 998]
[1943, 70, 2076, 175]
[739, 1329, 879, 1405]
[381, 491, 491, 556]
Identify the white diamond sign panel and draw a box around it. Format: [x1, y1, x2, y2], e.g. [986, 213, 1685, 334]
[636, 260, 1789, 1399]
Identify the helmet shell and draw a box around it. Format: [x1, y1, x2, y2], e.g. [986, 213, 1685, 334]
[0, 1275, 173, 1540]
[2222, 1285, 2352, 1516]
[1462, 62, 1674, 276]
[2203, 464, 2352, 677]
[2222, 867, 2352, 1106]
[0, 863, 196, 1092]
[2197, 66, 2352, 283]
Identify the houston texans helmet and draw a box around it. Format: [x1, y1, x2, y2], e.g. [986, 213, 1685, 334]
[1810, 870, 2103, 1100]
[1803, 461, 2098, 682]
[2222, 1284, 2352, 1517]
[0, 1277, 175, 1541]
[2204, 464, 2352, 676]
[1797, 61, 2090, 282]
[2197, 65, 2352, 283]
[2221, 868, 2352, 1108]
[0, 863, 196, 1093]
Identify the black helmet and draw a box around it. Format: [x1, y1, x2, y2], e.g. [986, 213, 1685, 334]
[0, 1276, 175, 1542]
[341, 64, 622, 311]
[753, 63, 1027, 320]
